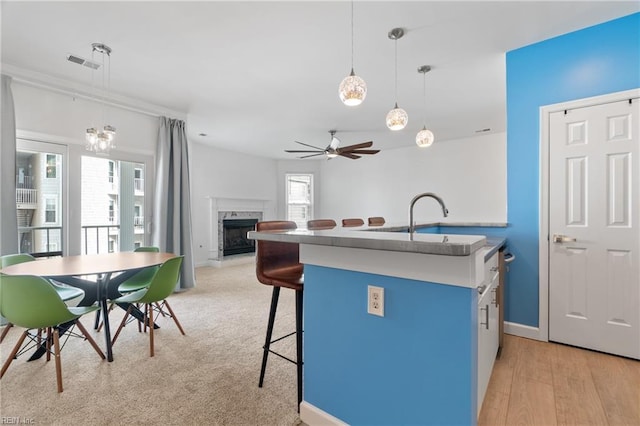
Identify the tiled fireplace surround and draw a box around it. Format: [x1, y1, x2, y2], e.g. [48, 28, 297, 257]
[208, 197, 272, 266]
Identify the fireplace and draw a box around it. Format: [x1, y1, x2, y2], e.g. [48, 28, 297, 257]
[222, 218, 258, 256]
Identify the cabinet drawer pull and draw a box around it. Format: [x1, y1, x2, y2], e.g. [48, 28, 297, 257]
[480, 304, 489, 330]
[490, 266, 499, 272]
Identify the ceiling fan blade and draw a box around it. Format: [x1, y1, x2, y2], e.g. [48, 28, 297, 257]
[338, 141, 373, 152]
[285, 150, 324, 153]
[339, 152, 362, 159]
[348, 149, 380, 155]
[294, 140, 326, 150]
[299, 153, 326, 159]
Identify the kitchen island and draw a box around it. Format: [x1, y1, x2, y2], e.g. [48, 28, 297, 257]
[248, 223, 506, 426]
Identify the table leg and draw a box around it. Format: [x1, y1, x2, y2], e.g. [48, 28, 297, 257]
[98, 273, 114, 362]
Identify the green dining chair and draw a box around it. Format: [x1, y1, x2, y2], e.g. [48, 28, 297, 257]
[118, 246, 161, 293]
[111, 256, 185, 357]
[0, 254, 85, 343]
[95, 246, 161, 333]
[0, 275, 105, 392]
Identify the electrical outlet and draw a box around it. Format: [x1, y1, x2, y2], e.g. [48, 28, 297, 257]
[368, 285, 384, 317]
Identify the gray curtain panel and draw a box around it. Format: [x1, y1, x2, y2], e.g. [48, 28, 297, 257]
[0, 75, 19, 255]
[152, 117, 195, 289]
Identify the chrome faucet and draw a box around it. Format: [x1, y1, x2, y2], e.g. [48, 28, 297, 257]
[409, 192, 449, 240]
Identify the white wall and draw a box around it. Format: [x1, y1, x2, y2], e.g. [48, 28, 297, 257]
[317, 132, 507, 225]
[12, 82, 158, 154]
[189, 141, 278, 266]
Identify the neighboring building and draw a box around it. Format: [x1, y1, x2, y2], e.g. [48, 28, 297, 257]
[15, 152, 145, 257]
[81, 157, 145, 254]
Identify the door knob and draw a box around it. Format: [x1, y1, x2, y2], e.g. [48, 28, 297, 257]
[553, 234, 577, 243]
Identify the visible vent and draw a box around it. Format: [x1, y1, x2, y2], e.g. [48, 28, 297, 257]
[66, 54, 100, 70]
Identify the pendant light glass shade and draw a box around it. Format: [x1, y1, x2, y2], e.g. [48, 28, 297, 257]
[85, 43, 116, 154]
[386, 28, 407, 131]
[416, 65, 434, 147]
[416, 126, 435, 147]
[386, 103, 408, 131]
[339, 69, 367, 106]
[339, 1, 366, 106]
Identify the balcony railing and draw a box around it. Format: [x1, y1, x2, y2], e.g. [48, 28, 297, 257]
[18, 225, 62, 258]
[16, 188, 37, 206]
[16, 175, 35, 189]
[82, 225, 120, 255]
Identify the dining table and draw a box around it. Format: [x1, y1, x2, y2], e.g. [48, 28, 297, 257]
[1, 251, 176, 362]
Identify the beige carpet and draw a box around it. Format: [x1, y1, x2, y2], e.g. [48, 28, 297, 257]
[0, 259, 303, 425]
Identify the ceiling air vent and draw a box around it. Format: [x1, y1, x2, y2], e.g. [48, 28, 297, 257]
[66, 54, 100, 70]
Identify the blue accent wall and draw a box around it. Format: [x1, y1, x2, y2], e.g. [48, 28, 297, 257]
[506, 13, 640, 327]
[304, 264, 477, 425]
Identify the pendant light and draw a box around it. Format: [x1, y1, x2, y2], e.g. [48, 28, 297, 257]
[416, 65, 435, 147]
[338, 1, 367, 106]
[86, 43, 116, 154]
[386, 28, 408, 131]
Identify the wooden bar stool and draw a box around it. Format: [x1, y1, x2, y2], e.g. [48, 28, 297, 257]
[342, 218, 364, 227]
[368, 216, 386, 226]
[255, 221, 304, 409]
[307, 219, 337, 230]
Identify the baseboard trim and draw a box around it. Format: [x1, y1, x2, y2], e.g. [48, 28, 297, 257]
[504, 321, 546, 341]
[300, 401, 347, 426]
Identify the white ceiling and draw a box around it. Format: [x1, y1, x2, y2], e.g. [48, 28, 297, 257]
[2, 1, 638, 159]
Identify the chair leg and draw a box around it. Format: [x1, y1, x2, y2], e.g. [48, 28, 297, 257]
[0, 330, 28, 379]
[46, 327, 52, 362]
[111, 305, 133, 345]
[0, 323, 14, 343]
[160, 300, 186, 335]
[259, 286, 280, 388]
[52, 328, 63, 393]
[148, 303, 154, 357]
[74, 320, 105, 359]
[295, 288, 303, 410]
[93, 309, 101, 330]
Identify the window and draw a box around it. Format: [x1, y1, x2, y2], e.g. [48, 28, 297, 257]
[46, 154, 57, 178]
[286, 174, 313, 228]
[45, 196, 57, 223]
[134, 167, 143, 192]
[108, 161, 115, 183]
[108, 199, 116, 222]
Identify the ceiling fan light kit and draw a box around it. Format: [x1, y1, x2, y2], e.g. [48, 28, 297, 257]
[339, 1, 367, 106]
[386, 27, 408, 131]
[416, 65, 435, 147]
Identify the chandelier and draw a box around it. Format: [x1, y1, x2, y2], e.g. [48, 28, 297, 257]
[86, 43, 116, 154]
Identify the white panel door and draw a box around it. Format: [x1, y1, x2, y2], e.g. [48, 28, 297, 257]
[549, 98, 639, 359]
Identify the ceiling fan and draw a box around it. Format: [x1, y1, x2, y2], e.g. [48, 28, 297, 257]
[285, 130, 380, 160]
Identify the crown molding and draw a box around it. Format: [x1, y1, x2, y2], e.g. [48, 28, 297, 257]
[2, 63, 187, 121]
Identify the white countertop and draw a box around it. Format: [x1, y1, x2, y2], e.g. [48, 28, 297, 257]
[248, 227, 487, 256]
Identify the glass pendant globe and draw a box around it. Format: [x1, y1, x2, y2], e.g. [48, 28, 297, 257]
[339, 70, 367, 106]
[386, 105, 408, 131]
[416, 127, 435, 147]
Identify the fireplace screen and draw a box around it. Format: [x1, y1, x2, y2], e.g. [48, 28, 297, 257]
[223, 219, 258, 256]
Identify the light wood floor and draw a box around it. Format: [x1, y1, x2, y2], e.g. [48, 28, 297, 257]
[478, 334, 640, 426]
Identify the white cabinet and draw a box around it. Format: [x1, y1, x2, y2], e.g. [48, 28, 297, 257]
[477, 252, 500, 416]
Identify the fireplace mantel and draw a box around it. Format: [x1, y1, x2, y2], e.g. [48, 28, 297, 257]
[207, 196, 274, 266]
